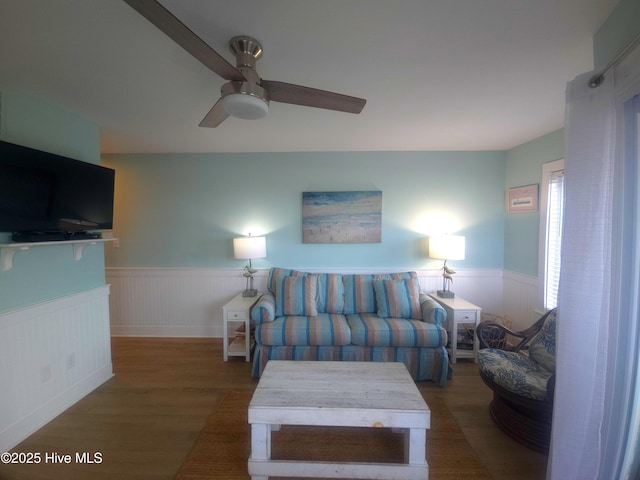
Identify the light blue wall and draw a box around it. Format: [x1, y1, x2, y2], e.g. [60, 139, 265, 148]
[503, 129, 564, 276]
[502, 0, 640, 278]
[102, 151, 506, 271]
[593, 0, 640, 69]
[0, 88, 106, 313]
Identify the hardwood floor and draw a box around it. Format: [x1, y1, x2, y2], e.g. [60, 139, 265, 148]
[0, 338, 548, 479]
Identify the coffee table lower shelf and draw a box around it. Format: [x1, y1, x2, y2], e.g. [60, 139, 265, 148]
[248, 360, 430, 480]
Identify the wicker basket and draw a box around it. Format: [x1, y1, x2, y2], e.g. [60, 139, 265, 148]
[473, 313, 512, 349]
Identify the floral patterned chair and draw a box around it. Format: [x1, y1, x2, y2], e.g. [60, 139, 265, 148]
[476, 308, 557, 454]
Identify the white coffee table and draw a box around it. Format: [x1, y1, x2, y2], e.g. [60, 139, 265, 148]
[248, 361, 430, 480]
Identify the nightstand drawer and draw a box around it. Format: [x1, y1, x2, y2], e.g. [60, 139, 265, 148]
[227, 310, 248, 321]
[453, 310, 476, 323]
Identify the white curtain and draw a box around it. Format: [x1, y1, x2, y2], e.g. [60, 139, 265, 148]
[548, 50, 640, 479]
[616, 93, 640, 480]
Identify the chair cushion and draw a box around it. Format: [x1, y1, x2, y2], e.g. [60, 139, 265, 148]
[373, 278, 422, 320]
[478, 349, 553, 401]
[255, 313, 351, 346]
[528, 309, 556, 373]
[347, 313, 446, 347]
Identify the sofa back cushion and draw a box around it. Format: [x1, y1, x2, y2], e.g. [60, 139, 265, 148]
[374, 278, 422, 320]
[315, 273, 344, 313]
[343, 272, 417, 315]
[274, 274, 318, 317]
[343, 274, 376, 314]
[528, 309, 557, 373]
[267, 268, 421, 317]
[267, 268, 305, 294]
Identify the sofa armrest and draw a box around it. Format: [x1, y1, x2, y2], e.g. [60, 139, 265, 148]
[419, 293, 446, 327]
[251, 292, 276, 324]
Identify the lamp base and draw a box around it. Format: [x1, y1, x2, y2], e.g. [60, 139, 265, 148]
[242, 289, 258, 297]
[437, 290, 455, 299]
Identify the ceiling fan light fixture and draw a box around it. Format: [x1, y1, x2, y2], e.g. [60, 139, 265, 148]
[222, 93, 269, 120]
[124, 2, 367, 128]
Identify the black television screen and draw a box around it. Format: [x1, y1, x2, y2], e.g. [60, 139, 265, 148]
[0, 140, 115, 235]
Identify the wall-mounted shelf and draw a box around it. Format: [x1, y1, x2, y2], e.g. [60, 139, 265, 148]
[0, 238, 117, 271]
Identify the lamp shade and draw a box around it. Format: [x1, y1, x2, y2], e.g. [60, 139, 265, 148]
[428, 235, 465, 260]
[233, 235, 267, 259]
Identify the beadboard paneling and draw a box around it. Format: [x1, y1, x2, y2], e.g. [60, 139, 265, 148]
[0, 286, 113, 452]
[107, 268, 267, 337]
[106, 268, 505, 337]
[502, 270, 540, 330]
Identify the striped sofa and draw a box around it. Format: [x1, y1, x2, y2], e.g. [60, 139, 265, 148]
[250, 268, 450, 385]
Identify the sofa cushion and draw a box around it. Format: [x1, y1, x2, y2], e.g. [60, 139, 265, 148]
[478, 349, 553, 401]
[343, 272, 417, 314]
[274, 274, 318, 317]
[373, 278, 422, 320]
[315, 273, 344, 314]
[347, 313, 446, 347]
[343, 274, 376, 314]
[255, 313, 351, 346]
[267, 268, 305, 294]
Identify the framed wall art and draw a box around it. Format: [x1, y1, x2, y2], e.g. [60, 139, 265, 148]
[507, 184, 539, 213]
[302, 191, 382, 244]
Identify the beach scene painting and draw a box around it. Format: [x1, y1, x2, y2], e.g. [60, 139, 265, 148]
[302, 191, 382, 244]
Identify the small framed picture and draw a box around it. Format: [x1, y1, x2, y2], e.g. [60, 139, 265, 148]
[507, 184, 539, 213]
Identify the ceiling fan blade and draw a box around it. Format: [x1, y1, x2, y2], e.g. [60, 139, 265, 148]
[199, 98, 229, 128]
[123, 0, 245, 82]
[261, 80, 366, 114]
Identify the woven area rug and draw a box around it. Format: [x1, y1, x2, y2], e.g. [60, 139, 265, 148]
[176, 389, 491, 480]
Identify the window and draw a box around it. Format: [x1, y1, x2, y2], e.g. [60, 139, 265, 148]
[539, 159, 564, 310]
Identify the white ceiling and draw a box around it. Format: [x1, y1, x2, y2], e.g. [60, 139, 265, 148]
[0, 0, 619, 153]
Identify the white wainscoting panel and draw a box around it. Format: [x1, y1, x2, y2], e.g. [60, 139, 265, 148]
[106, 268, 268, 337]
[416, 269, 504, 316]
[106, 268, 504, 338]
[0, 286, 113, 452]
[502, 270, 540, 330]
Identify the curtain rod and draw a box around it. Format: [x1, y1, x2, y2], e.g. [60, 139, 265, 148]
[589, 31, 640, 88]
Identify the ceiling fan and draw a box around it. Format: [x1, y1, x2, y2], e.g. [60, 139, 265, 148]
[123, 0, 367, 127]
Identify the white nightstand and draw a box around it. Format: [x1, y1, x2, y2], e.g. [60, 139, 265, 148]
[429, 294, 482, 364]
[222, 293, 262, 362]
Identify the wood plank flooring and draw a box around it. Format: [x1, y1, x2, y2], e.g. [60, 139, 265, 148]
[0, 338, 548, 479]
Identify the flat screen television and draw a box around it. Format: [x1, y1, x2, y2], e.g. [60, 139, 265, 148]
[0, 140, 115, 239]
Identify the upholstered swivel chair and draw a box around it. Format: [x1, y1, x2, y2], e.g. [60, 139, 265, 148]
[476, 308, 557, 454]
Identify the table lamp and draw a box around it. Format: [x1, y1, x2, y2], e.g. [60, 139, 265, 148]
[233, 234, 267, 297]
[429, 235, 465, 298]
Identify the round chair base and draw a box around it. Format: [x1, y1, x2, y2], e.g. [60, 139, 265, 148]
[480, 370, 552, 454]
[489, 394, 551, 454]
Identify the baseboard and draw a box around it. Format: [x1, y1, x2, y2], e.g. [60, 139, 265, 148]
[111, 325, 221, 337]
